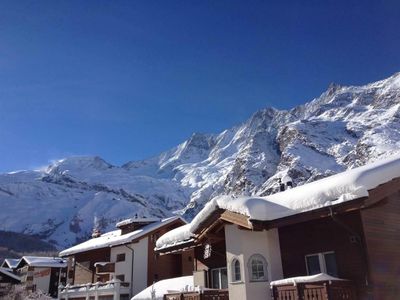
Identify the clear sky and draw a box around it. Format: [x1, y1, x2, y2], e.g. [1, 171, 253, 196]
[1, 0, 400, 172]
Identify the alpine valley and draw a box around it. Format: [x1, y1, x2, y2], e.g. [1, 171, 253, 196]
[1, 72, 400, 249]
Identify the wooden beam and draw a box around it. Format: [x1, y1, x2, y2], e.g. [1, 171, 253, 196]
[252, 197, 367, 230]
[220, 210, 252, 229]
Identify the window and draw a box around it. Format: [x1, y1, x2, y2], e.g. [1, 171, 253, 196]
[231, 258, 241, 282]
[210, 267, 228, 289]
[305, 251, 338, 277]
[248, 254, 268, 282]
[115, 274, 125, 282]
[116, 253, 126, 262]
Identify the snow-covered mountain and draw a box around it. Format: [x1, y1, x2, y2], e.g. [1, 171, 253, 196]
[1, 72, 400, 249]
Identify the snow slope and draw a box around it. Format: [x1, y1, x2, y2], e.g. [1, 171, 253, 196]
[1, 72, 400, 249]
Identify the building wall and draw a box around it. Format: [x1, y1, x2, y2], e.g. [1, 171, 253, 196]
[32, 267, 51, 294]
[224, 224, 283, 300]
[361, 190, 400, 299]
[278, 211, 368, 298]
[111, 238, 148, 296]
[147, 221, 194, 285]
[72, 247, 111, 284]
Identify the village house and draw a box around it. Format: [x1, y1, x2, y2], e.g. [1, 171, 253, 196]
[15, 256, 67, 298]
[0, 266, 21, 296]
[1, 258, 21, 270]
[154, 155, 400, 300]
[58, 216, 193, 300]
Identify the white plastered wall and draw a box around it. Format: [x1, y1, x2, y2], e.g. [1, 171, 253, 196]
[111, 237, 148, 296]
[224, 224, 283, 300]
[32, 267, 51, 294]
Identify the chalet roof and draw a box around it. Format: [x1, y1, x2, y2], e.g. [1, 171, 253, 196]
[1, 258, 20, 269]
[0, 267, 21, 282]
[17, 256, 67, 268]
[156, 154, 400, 251]
[59, 216, 186, 257]
[116, 217, 160, 228]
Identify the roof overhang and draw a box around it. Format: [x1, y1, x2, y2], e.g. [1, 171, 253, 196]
[157, 177, 400, 254]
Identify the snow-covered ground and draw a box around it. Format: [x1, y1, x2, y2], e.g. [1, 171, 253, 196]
[1, 72, 400, 249]
[132, 276, 194, 300]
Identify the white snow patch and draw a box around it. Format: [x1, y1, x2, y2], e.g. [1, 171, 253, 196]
[132, 276, 194, 300]
[270, 273, 346, 286]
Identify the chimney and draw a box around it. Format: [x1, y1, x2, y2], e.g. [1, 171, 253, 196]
[91, 216, 101, 238]
[116, 215, 160, 235]
[279, 174, 294, 192]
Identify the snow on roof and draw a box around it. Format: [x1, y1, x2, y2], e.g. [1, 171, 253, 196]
[270, 273, 346, 286]
[19, 256, 67, 268]
[156, 154, 400, 250]
[0, 267, 21, 282]
[1, 258, 21, 269]
[132, 275, 194, 300]
[116, 217, 160, 228]
[60, 216, 185, 257]
[155, 224, 194, 251]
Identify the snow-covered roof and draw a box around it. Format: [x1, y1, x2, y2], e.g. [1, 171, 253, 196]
[132, 276, 194, 300]
[60, 216, 185, 257]
[270, 273, 345, 286]
[1, 258, 21, 269]
[116, 217, 160, 228]
[18, 256, 67, 268]
[156, 154, 400, 250]
[0, 267, 21, 282]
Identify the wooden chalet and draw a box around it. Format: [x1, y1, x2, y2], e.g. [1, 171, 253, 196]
[58, 216, 193, 300]
[0, 267, 21, 296]
[15, 256, 67, 297]
[155, 155, 400, 300]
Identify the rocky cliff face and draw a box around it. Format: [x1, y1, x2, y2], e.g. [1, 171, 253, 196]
[1, 72, 400, 248]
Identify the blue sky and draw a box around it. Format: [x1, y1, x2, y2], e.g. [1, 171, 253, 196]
[1, 0, 400, 172]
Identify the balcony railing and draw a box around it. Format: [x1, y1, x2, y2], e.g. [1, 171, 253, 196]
[95, 262, 115, 274]
[271, 279, 357, 300]
[58, 280, 130, 300]
[164, 289, 229, 300]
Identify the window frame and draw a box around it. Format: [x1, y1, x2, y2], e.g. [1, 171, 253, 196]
[247, 254, 268, 282]
[210, 267, 228, 289]
[231, 258, 242, 283]
[305, 251, 337, 276]
[116, 253, 126, 262]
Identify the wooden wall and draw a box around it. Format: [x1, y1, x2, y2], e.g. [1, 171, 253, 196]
[147, 221, 194, 285]
[361, 190, 400, 300]
[278, 211, 368, 298]
[72, 247, 111, 284]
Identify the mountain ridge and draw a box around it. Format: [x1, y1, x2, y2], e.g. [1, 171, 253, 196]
[1, 72, 400, 249]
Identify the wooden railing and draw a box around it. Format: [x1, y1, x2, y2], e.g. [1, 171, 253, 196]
[95, 262, 115, 274]
[164, 289, 229, 300]
[271, 280, 357, 300]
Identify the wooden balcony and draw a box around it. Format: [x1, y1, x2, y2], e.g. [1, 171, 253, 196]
[271, 279, 357, 300]
[95, 262, 115, 274]
[164, 289, 229, 300]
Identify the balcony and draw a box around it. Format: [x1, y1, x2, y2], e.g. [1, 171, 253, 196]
[95, 262, 115, 274]
[270, 273, 357, 300]
[58, 280, 130, 300]
[164, 289, 229, 300]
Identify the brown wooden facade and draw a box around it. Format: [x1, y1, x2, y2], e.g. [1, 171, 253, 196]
[157, 177, 400, 300]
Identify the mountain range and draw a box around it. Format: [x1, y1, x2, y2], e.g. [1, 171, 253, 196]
[1, 72, 400, 249]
